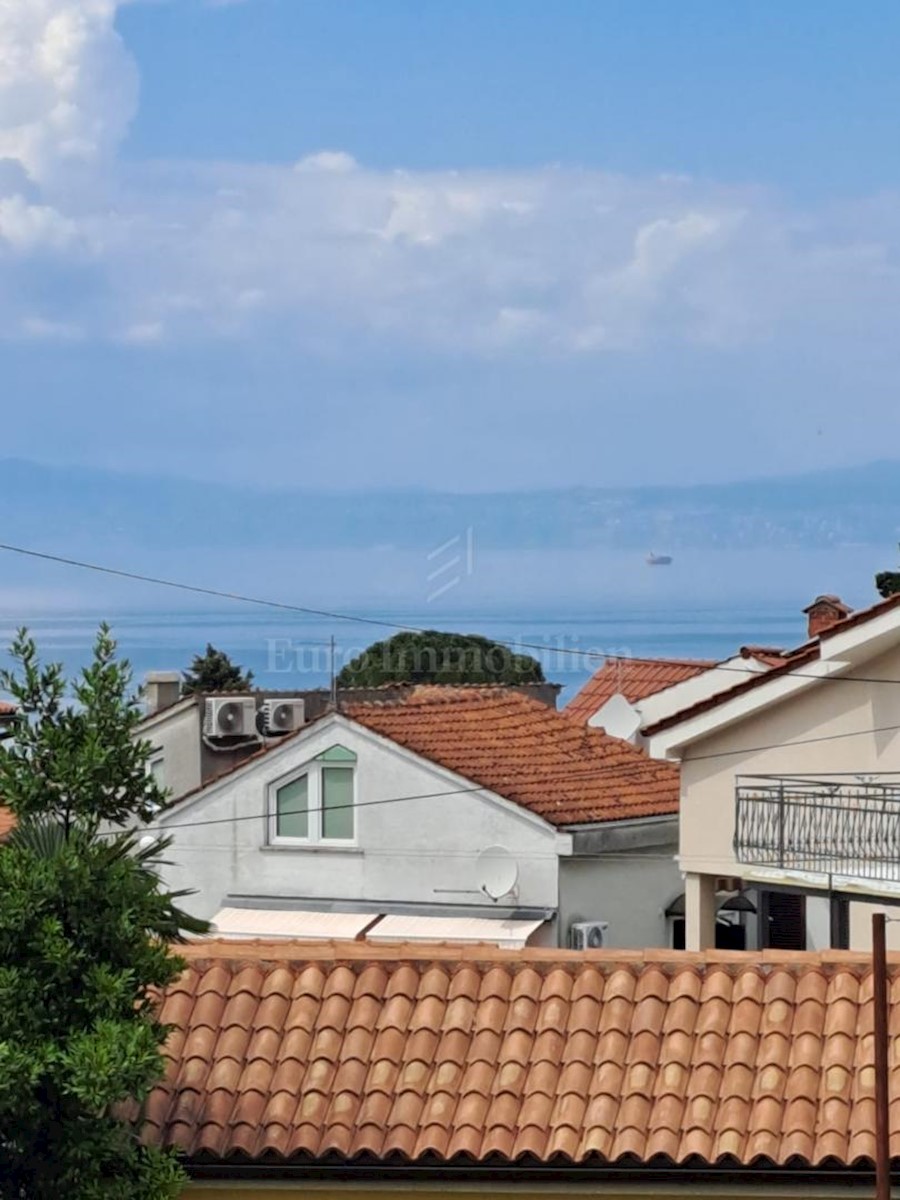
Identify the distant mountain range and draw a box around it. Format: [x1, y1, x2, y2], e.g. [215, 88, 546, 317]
[1, 458, 898, 554]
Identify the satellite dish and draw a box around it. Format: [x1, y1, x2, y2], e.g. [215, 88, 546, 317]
[590, 693, 641, 741]
[477, 845, 519, 901]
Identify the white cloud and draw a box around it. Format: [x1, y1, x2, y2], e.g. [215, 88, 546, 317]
[120, 319, 164, 344]
[295, 151, 358, 174]
[0, 193, 78, 250]
[0, 0, 137, 184]
[1, 1, 900, 364]
[19, 314, 83, 340]
[10, 153, 900, 356]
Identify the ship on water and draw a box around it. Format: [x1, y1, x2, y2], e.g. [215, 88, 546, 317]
[646, 552, 673, 566]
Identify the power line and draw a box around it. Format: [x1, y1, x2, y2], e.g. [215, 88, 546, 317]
[133, 782, 488, 835]
[0, 542, 418, 633]
[1, 541, 899, 692]
[133, 765, 676, 836]
[686, 719, 900, 763]
[107, 713, 900, 838]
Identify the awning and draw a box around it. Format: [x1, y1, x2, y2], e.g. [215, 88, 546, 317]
[365, 913, 546, 949]
[665, 891, 757, 917]
[209, 907, 377, 940]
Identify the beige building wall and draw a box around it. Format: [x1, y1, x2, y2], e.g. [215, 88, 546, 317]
[670, 641, 900, 949]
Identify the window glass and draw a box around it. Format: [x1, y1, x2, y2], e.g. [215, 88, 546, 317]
[316, 744, 357, 763]
[322, 767, 354, 839]
[276, 775, 309, 838]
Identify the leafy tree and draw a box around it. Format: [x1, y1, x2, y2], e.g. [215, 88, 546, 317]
[0, 625, 207, 1199]
[875, 544, 900, 598]
[336, 630, 545, 688]
[181, 643, 253, 695]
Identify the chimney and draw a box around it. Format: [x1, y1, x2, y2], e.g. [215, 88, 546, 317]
[803, 594, 853, 639]
[143, 671, 182, 716]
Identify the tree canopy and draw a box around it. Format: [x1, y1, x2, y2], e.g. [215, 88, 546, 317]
[181, 643, 253, 695]
[876, 571, 900, 599]
[336, 630, 545, 688]
[0, 625, 206, 1198]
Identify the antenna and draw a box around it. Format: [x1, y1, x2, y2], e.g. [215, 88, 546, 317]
[476, 845, 519, 902]
[330, 634, 338, 711]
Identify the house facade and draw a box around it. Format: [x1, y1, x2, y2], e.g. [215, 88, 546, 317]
[141, 685, 683, 950]
[645, 593, 900, 951]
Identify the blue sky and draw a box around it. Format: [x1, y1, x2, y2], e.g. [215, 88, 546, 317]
[119, 1, 900, 195]
[2, 0, 900, 490]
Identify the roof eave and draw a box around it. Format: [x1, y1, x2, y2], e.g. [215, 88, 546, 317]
[645, 655, 847, 759]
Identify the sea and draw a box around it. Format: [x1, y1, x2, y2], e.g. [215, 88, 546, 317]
[0, 603, 808, 706]
[0, 543, 884, 703]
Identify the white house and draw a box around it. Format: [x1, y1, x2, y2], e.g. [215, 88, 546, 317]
[644, 592, 900, 952]
[140, 684, 688, 950]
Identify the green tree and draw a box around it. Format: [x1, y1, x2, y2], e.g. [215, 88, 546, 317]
[0, 626, 207, 1199]
[336, 629, 545, 688]
[181, 643, 253, 695]
[875, 544, 900, 598]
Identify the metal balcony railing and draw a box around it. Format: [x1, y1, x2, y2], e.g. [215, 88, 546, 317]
[734, 774, 900, 883]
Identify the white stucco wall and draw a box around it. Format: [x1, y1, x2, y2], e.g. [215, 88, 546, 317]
[140, 700, 203, 800]
[154, 713, 563, 921]
[558, 848, 681, 949]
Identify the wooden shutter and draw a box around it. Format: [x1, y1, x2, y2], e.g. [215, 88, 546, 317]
[763, 890, 806, 950]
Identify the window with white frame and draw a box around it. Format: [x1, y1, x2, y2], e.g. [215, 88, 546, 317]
[270, 744, 357, 844]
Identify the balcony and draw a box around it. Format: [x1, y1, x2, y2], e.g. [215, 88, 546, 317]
[734, 774, 900, 885]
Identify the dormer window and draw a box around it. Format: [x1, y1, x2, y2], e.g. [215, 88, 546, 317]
[270, 745, 357, 845]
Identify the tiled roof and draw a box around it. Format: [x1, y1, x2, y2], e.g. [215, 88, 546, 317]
[644, 592, 900, 738]
[345, 687, 679, 826]
[565, 658, 714, 724]
[0, 701, 14, 715]
[818, 590, 900, 638]
[142, 941, 899, 1169]
[740, 646, 791, 668]
[642, 644, 820, 736]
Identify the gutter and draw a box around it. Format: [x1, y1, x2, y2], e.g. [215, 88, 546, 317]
[185, 1157, 886, 1192]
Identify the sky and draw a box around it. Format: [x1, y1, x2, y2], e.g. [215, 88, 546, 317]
[2, 0, 900, 491]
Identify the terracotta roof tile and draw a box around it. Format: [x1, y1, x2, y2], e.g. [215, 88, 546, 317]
[0, 806, 16, 840]
[146, 941, 900, 1169]
[345, 686, 682, 825]
[565, 657, 715, 724]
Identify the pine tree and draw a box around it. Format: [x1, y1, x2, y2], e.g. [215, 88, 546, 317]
[875, 544, 900, 598]
[336, 630, 545, 688]
[0, 625, 207, 1198]
[181, 643, 253, 695]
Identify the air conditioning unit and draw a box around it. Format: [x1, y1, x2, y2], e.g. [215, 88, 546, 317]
[262, 698, 306, 736]
[569, 920, 609, 950]
[203, 697, 258, 739]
